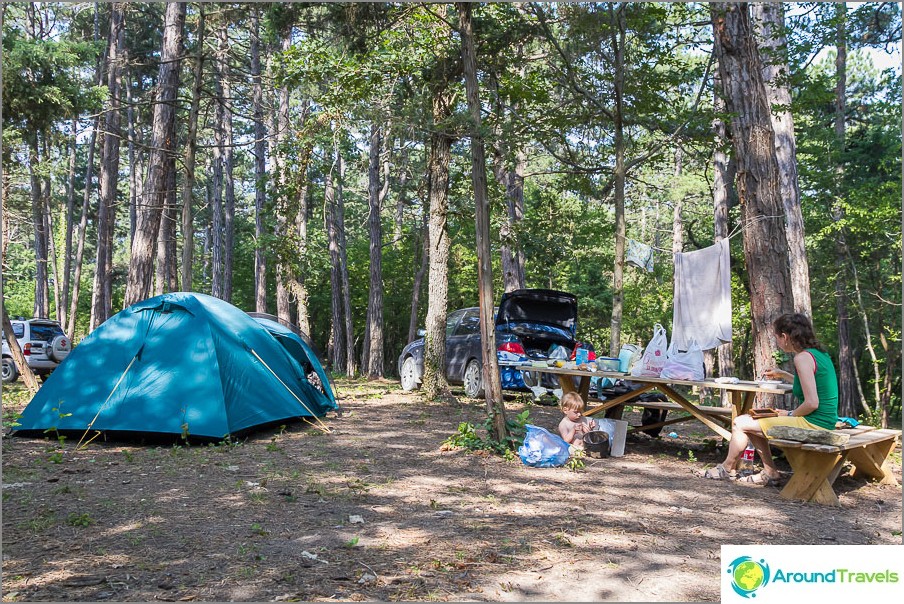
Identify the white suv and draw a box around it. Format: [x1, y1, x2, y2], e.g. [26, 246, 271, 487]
[1, 319, 72, 383]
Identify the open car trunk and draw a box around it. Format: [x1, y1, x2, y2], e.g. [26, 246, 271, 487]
[496, 289, 578, 357]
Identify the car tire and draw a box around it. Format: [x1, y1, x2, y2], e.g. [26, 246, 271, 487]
[400, 356, 421, 391]
[1, 358, 18, 384]
[463, 359, 484, 398]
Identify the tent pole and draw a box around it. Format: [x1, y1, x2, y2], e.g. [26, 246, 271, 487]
[250, 348, 332, 434]
[76, 351, 141, 449]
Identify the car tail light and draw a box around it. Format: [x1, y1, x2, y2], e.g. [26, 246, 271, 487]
[23, 343, 31, 356]
[497, 341, 526, 355]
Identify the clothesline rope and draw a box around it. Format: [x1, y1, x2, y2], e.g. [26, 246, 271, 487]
[622, 213, 784, 255]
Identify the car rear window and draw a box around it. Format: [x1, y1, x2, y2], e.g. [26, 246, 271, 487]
[29, 323, 64, 341]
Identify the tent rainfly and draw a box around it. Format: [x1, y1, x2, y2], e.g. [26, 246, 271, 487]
[12, 292, 337, 441]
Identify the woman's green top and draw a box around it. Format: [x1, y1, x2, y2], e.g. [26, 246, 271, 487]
[791, 348, 839, 430]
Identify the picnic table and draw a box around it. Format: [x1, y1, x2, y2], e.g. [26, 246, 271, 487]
[514, 364, 792, 441]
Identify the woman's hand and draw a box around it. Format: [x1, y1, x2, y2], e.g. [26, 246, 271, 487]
[763, 367, 792, 382]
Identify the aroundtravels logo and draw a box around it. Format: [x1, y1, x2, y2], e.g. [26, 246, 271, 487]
[722, 546, 904, 602]
[726, 556, 771, 598]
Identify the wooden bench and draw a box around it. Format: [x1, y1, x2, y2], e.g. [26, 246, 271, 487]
[618, 401, 734, 434]
[769, 426, 901, 506]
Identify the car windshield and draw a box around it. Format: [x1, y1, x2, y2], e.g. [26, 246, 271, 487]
[29, 324, 64, 342]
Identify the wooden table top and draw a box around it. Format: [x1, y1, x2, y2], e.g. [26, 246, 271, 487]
[513, 364, 793, 395]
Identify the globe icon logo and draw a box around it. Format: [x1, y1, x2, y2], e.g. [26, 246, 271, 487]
[727, 556, 771, 598]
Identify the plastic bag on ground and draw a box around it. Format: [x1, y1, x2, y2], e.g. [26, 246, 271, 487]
[517, 424, 572, 467]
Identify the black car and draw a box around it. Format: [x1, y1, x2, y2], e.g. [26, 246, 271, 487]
[397, 289, 579, 397]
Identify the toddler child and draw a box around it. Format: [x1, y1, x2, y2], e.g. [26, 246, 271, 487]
[557, 391, 597, 447]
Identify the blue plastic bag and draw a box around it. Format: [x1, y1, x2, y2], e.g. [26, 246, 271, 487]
[518, 424, 571, 467]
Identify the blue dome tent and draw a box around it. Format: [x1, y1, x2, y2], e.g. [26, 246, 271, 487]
[12, 293, 337, 441]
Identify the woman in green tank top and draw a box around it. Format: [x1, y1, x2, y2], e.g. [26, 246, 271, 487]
[702, 313, 839, 486]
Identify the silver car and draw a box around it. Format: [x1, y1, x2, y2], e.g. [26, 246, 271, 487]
[2, 319, 72, 383]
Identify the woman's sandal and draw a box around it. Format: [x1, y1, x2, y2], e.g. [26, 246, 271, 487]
[702, 464, 736, 480]
[740, 471, 783, 486]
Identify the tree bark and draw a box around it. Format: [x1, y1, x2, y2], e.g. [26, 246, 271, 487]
[60, 117, 78, 329]
[251, 6, 268, 313]
[751, 2, 812, 317]
[422, 99, 454, 399]
[492, 146, 527, 293]
[91, 2, 124, 327]
[221, 25, 235, 304]
[711, 3, 794, 382]
[608, 3, 627, 358]
[2, 304, 39, 394]
[210, 32, 226, 300]
[459, 2, 506, 440]
[672, 148, 684, 255]
[124, 1, 186, 308]
[274, 33, 292, 323]
[325, 150, 344, 373]
[338, 155, 356, 377]
[833, 4, 858, 419]
[67, 118, 98, 339]
[408, 209, 429, 344]
[711, 57, 736, 400]
[28, 136, 48, 318]
[181, 5, 205, 293]
[364, 123, 385, 378]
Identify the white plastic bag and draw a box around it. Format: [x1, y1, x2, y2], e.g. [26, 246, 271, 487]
[630, 323, 669, 377]
[660, 339, 705, 381]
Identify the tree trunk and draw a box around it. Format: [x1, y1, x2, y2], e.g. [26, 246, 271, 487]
[337, 155, 356, 377]
[325, 151, 344, 373]
[251, 6, 268, 313]
[493, 146, 527, 293]
[221, 24, 235, 303]
[41, 134, 60, 320]
[711, 3, 794, 382]
[408, 209, 429, 344]
[712, 57, 736, 400]
[608, 4, 627, 358]
[60, 117, 78, 329]
[422, 98, 454, 399]
[364, 123, 385, 378]
[294, 170, 311, 338]
[155, 160, 178, 294]
[274, 34, 292, 324]
[751, 2, 811, 317]
[28, 136, 48, 318]
[127, 67, 138, 243]
[210, 49, 226, 300]
[833, 4, 858, 419]
[91, 2, 124, 327]
[393, 138, 410, 251]
[124, 1, 186, 307]
[459, 2, 506, 439]
[181, 5, 205, 293]
[68, 117, 99, 339]
[2, 305, 39, 394]
[672, 149, 684, 255]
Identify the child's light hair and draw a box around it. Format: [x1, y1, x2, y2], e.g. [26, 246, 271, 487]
[559, 391, 585, 413]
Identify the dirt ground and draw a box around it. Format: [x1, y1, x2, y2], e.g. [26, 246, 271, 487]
[2, 379, 902, 602]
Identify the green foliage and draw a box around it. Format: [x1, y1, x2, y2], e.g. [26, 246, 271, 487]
[443, 409, 531, 458]
[66, 512, 95, 528]
[565, 448, 586, 472]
